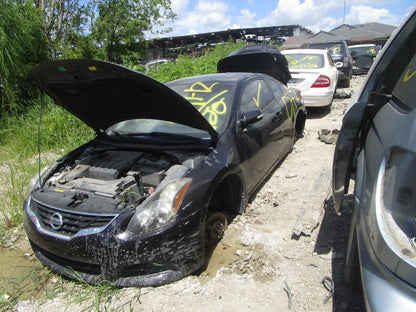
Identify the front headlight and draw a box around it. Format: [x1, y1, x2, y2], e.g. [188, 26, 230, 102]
[376, 148, 416, 280]
[127, 178, 191, 235]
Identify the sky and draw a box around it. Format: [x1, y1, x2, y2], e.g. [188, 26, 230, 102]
[152, 0, 416, 38]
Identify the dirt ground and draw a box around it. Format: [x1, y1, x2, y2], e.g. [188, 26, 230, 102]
[12, 76, 367, 312]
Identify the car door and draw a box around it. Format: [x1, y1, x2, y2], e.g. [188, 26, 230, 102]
[236, 78, 288, 193]
[332, 10, 416, 214]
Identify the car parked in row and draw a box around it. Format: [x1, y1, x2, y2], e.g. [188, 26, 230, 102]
[348, 44, 381, 75]
[308, 40, 353, 88]
[332, 9, 416, 311]
[282, 49, 338, 108]
[24, 50, 306, 287]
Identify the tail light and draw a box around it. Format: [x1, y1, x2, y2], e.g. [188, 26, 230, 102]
[311, 75, 330, 88]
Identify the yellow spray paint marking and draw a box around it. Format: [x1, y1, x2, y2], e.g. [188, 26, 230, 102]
[404, 69, 416, 82]
[253, 82, 262, 107]
[327, 44, 341, 54]
[285, 55, 321, 69]
[185, 82, 218, 93]
[184, 82, 228, 130]
[282, 89, 299, 122]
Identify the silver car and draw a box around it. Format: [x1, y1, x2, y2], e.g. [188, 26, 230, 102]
[332, 9, 416, 311]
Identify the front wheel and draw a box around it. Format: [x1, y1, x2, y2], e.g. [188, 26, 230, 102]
[205, 212, 228, 246]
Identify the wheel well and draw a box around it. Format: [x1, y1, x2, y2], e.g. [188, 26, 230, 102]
[208, 175, 244, 215]
[295, 110, 306, 138]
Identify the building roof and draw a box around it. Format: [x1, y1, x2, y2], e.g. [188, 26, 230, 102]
[330, 23, 396, 42]
[281, 22, 396, 49]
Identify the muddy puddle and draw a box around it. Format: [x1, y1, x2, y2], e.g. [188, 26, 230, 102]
[0, 246, 48, 305]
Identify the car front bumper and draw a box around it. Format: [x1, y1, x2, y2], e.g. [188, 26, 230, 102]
[24, 197, 205, 287]
[355, 198, 416, 311]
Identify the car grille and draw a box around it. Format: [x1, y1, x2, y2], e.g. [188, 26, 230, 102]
[30, 200, 116, 237]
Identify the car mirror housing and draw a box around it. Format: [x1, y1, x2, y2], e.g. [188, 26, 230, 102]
[239, 109, 263, 128]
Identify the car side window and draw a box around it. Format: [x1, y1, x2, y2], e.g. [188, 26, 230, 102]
[240, 79, 273, 113]
[265, 78, 284, 98]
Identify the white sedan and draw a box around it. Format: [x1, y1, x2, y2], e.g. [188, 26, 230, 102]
[282, 49, 338, 108]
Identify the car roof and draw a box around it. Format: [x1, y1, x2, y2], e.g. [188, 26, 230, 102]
[282, 49, 329, 55]
[166, 72, 271, 86]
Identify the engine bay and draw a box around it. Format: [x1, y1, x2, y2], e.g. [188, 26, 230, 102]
[41, 147, 204, 211]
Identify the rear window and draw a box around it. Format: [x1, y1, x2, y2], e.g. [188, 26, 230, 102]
[349, 45, 378, 56]
[284, 54, 325, 69]
[309, 42, 345, 55]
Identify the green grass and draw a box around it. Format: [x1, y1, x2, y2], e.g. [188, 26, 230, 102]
[0, 101, 94, 229]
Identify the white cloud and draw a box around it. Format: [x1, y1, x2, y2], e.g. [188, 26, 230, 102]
[345, 5, 401, 25]
[174, 0, 233, 34]
[234, 9, 257, 28]
[257, 0, 339, 31]
[171, 0, 190, 15]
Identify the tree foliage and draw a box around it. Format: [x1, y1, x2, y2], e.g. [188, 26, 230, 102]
[0, 0, 49, 113]
[0, 0, 175, 113]
[91, 0, 176, 63]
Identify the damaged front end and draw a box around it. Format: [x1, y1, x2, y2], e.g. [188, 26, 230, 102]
[24, 144, 208, 286]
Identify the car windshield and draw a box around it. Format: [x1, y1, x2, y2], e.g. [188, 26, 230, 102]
[309, 43, 345, 55]
[168, 80, 235, 133]
[284, 53, 325, 69]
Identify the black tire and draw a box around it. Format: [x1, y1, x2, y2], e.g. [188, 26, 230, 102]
[344, 209, 362, 290]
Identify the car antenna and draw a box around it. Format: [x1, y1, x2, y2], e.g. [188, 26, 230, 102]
[37, 93, 43, 186]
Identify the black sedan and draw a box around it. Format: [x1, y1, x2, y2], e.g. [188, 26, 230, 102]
[24, 59, 306, 287]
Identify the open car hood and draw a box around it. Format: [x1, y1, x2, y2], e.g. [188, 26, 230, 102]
[28, 59, 217, 139]
[217, 44, 292, 85]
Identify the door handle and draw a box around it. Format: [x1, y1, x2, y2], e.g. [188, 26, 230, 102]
[274, 111, 282, 120]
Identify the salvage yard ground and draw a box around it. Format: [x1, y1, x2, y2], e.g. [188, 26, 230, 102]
[2, 76, 366, 312]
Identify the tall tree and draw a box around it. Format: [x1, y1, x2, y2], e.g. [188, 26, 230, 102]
[0, 0, 48, 113]
[34, 0, 89, 59]
[91, 0, 176, 63]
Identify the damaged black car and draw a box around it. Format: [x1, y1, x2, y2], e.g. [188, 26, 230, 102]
[24, 56, 306, 287]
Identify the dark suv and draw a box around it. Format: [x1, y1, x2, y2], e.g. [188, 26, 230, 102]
[308, 40, 353, 87]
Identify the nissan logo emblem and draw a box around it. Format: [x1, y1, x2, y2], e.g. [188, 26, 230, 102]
[50, 212, 64, 230]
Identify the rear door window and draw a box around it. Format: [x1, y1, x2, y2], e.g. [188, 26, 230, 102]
[240, 79, 273, 112]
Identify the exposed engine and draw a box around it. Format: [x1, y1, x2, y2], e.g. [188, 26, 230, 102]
[43, 147, 204, 210]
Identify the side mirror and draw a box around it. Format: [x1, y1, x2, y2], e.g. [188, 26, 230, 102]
[239, 109, 263, 128]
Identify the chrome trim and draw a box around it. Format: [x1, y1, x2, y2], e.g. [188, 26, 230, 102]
[26, 196, 118, 241]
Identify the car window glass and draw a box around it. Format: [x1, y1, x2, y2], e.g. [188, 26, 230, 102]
[168, 81, 235, 132]
[392, 51, 416, 109]
[284, 53, 324, 69]
[309, 42, 345, 55]
[265, 78, 284, 98]
[240, 79, 273, 112]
